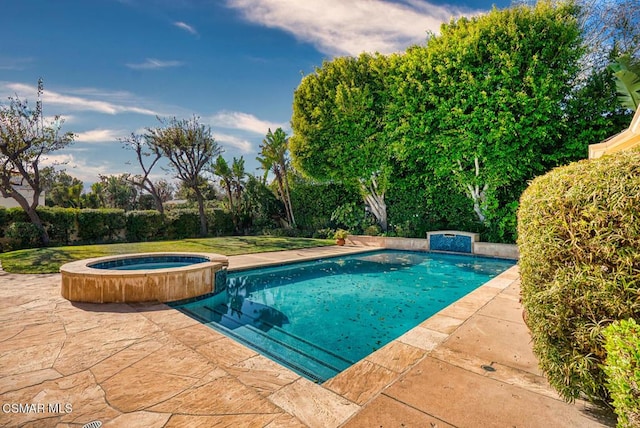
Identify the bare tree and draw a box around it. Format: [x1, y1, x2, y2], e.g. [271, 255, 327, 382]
[0, 79, 74, 245]
[577, 0, 640, 74]
[121, 132, 168, 216]
[146, 116, 222, 236]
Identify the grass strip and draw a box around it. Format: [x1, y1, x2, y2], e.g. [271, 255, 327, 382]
[0, 236, 334, 274]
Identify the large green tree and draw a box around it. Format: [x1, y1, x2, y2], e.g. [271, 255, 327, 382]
[0, 79, 74, 244]
[291, 53, 391, 231]
[390, 1, 584, 233]
[146, 116, 222, 236]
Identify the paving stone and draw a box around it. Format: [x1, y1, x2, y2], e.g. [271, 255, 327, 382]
[384, 357, 607, 428]
[324, 359, 397, 405]
[364, 340, 426, 373]
[440, 312, 541, 375]
[268, 377, 360, 428]
[226, 354, 299, 396]
[342, 394, 455, 428]
[102, 410, 170, 427]
[149, 375, 281, 415]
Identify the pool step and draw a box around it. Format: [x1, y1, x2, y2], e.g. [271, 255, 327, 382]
[179, 304, 352, 382]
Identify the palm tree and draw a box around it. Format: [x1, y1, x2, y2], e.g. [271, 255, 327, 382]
[211, 155, 234, 212]
[257, 128, 295, 227]
[231, 156, 247, 207]
[610, 54, 640, 111]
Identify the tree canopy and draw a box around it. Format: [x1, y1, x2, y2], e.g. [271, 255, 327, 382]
[290, 1, 601, 241]
[398, 1, 584, 224]
[291, 53, 392, 230]
[146, 116, 222, 236]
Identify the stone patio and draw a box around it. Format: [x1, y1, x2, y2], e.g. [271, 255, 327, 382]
[0, 246, 615, 427]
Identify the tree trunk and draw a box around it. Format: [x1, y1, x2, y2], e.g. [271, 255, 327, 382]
[364, 192, 387, 231]
[458, 157, 489, 224]
[282, 168, 296, 227]
[193, 188, 208, 237]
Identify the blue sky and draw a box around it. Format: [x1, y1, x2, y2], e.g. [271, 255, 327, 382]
[1, 0, 511, 188]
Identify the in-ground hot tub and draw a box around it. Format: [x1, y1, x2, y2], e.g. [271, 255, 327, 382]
[60, 252, 228, 303]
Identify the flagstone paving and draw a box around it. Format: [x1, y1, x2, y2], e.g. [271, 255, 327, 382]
[0, 246, 615, 427]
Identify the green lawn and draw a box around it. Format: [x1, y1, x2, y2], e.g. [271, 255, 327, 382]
[0, 236, 334, 274]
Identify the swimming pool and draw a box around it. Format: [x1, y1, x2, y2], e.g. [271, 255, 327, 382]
[171, 250, 514, 382]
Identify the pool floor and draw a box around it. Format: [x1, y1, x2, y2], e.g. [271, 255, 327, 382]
[172, 251, 514, 382]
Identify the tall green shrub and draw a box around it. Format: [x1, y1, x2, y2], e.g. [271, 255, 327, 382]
[518, 148, 640, 403]
[37, 207, 77, 245]
[206, 209, 234, 236]
[77, 209, 125, 243]
[603, 318, 640, 427]
[4, 222, 41, 250]
[166, 209, 200, 239]
[125, 210, 164, 242]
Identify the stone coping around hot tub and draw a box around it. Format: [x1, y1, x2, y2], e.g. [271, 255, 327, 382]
[60, 252, 229, 303]
[60, 252, 229, 275]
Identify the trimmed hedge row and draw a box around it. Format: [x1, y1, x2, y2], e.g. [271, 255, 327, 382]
[518, 147, 640, 403]
[0, 207, 236, 251]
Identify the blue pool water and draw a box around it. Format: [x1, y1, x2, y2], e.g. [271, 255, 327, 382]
[171, 250, 514, 382]
[90, 255, 209, 270]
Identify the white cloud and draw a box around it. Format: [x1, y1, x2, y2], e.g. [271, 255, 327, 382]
[214, 132, 253, 153]
[210, 111, 287, 135]
[126, 58, 184, 70]
[0, 56, 34, 71]
[174, 21, 198, 35]
[3, 82, 160, 116]
[75, 129, 126, 143]
[40, 153, 135, 186]
[226, 0, 473, 56]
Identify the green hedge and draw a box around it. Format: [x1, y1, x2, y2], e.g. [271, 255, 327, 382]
[518, 147, 640, 403]
[77, 209, 125, 243]
[207, 209, 234, 236]
[165, 209, 200, 239]
[0, 205, 241, 250]
[125, 210, 164, 242]
[37, 207, 77, 245]
[603, 318, 640, 428]
[4, 222, 42, 250]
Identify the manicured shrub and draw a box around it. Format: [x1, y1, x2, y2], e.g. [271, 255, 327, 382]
[4, 221, 42, 250]
[77, 209, 125, 243]
[518, 148, 640, 403]
[166, 209, 200, 239]
[603, 318, 640, 428]
[206, 209, 234, 236]
[125, 210, 164, 242]
[37, 206, 77, 245]
[5, 207, 29, 223]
